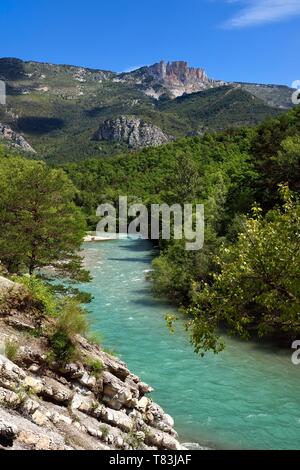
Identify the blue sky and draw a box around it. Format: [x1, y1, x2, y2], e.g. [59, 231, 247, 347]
[0, 0, 298, 85]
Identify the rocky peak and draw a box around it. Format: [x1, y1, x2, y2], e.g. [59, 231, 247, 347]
[122, 60, 225, 99]
[93, 116, 173, 149]
[147, 60, 209, 86]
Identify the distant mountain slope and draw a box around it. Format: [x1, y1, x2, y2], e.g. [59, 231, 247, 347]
[0, 58, 293, 162]
[158, 86, 282, 132]
[121, 61, 294, 109]
[235, 83, 294, 110]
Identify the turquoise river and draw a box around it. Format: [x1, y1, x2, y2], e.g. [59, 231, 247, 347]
[81, 238, 300, 450]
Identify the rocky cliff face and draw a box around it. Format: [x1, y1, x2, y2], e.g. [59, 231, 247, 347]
[145, 61, 217, 98]
[93, 116, 173, 149]
[0, 277, 182, 451]
[0, 123, 35, 153]
[121, 60, 225, 99]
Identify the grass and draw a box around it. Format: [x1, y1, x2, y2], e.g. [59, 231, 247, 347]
[13, 275, 58, 317]
[86, 357, 104, 378]
[99, 424, 109, 439]
[86, 331, 103, 346]
[102, 347, 117, 357]
[4, 339, 19, 361]
[126, 429, 145, 450]
[48, 298, 89, 365]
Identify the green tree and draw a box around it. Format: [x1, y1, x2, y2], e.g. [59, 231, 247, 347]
[0, 156, 88, 280]
[274, 136, 300, 193]
[251, 107, 300, 208]
[167, 154, 201, 204]
[187, 187, 300, 354]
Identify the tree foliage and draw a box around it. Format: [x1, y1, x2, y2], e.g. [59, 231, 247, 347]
[186, 187, 300, 353]
[0, 155, 88, 280]
[65, 107, 300, 353]
[1, 104, 299, 355]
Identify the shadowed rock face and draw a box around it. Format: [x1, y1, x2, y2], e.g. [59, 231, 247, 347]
[93, 116, 173, 149]
[0, 277, 183, 451]
[0, 123, 36, 153]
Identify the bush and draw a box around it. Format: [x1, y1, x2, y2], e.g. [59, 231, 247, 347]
[5, 339, 19, 361]
[13, 275, 57, 316]
[56, 298, 89, 338]
[49, 330, 76, 364]
[48, 298, 89, 365]
[187, 187, 300, 354]
[102, 347, 117, 357]
[86, 331, 103, 346]
[0, 283, 29, 316]
[99, 424, 109, 439]
[86, 358, 104, 378]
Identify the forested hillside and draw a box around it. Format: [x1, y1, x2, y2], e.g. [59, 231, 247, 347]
[0, 105, 299, 354]
[65, 106, 300, 353]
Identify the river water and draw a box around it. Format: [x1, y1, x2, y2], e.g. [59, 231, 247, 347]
[81, 238, 300, 450]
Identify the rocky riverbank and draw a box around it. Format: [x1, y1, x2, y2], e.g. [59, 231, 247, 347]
[0, 276, 182, 450]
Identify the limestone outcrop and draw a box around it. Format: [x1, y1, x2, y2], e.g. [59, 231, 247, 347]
[93, 116, 173, 149]
[0, 277, 182, 451]
[121, 60, 226, 99]
[0, 123, 36, 153]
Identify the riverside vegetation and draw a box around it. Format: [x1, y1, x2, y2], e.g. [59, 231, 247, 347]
[0, 275, 181, 450]
[64, 105, 300, 353]
[0, 99, 299, 448]
[0, 106, 299, 354]
[0, 152, 182, 450]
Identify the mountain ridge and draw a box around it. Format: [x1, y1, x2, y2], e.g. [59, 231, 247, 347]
[0, 57, 293, 105]
[0, 57, 294, 162]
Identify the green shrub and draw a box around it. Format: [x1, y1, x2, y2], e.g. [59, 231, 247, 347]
[13, 275, 57, 316]
[99, 424, 109, 439]
[102, 347, 117, 357]
[86, 358, 104, 378]
[86, 331, 103, 346]
[49, 330, 76, 364]
[49, 298, 89, 365]
[56, 298, 89, 338]
[5, 339, 19, 361]
[126, 427, 145, 450]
